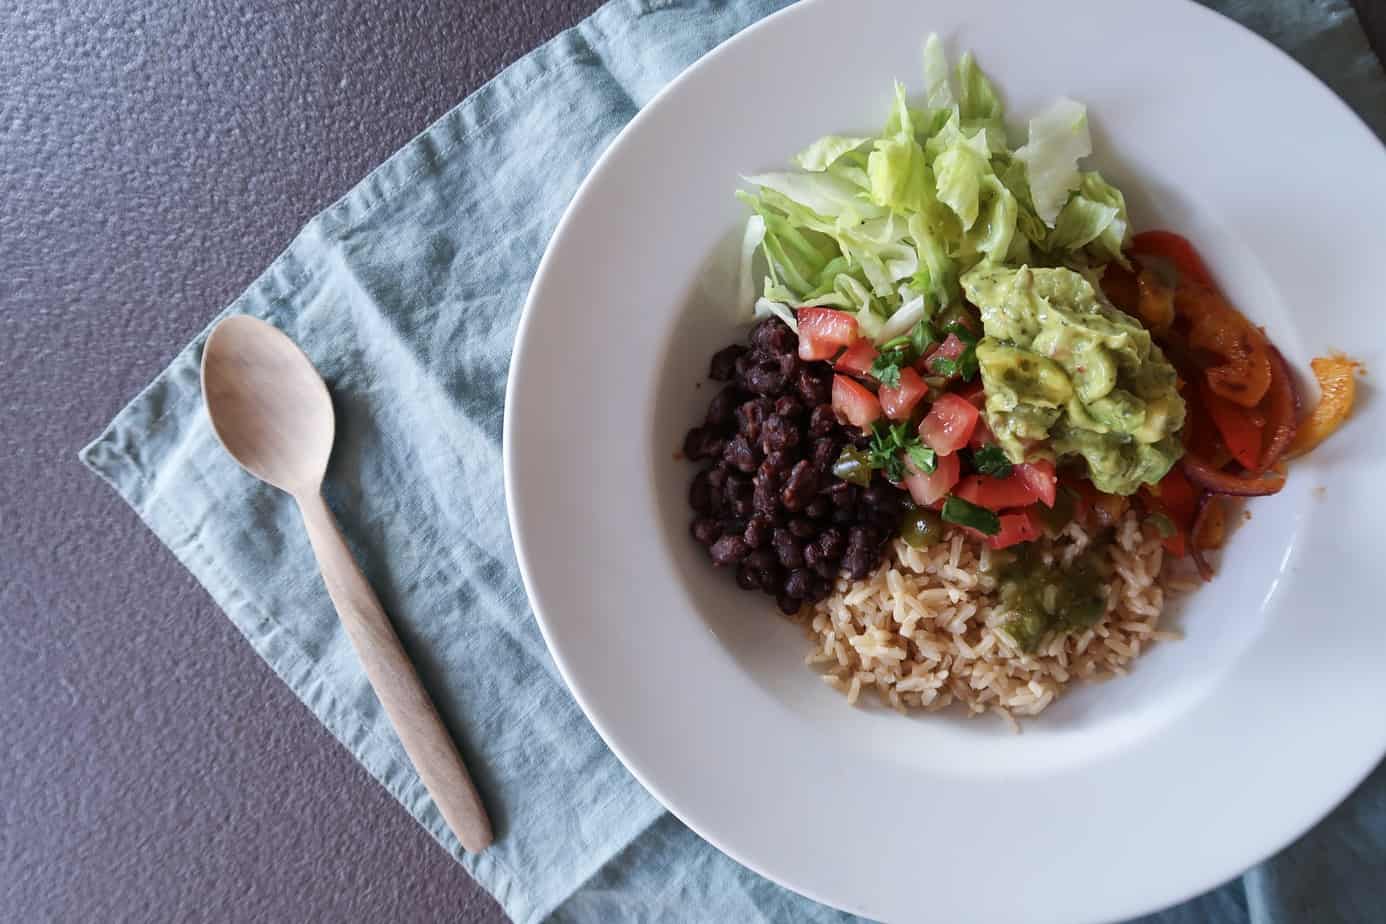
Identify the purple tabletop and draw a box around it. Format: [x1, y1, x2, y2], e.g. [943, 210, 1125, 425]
[3, 2, 1383, 922]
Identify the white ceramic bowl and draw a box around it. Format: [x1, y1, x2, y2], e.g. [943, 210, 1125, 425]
[505, 1, 1386, 920]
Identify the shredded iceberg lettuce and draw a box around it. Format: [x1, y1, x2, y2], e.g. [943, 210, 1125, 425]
[736, 33, 1133, 343]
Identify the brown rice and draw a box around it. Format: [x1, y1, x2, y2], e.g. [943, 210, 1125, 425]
[798, 510, 1199, 728]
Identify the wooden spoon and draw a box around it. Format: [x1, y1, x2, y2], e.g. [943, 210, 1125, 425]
[201, 315, 493, 852]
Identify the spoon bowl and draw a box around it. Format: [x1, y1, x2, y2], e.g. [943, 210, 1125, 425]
[201, 314, 494, 853]
[202, 315, 335, 496]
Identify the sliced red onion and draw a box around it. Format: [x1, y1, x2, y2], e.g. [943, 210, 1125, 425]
[1181, 453, 1285, 497]
[1258, 346, 1300, 471]
[1189, 493, 1216, 582]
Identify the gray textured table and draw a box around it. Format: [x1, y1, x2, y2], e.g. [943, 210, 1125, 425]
[4, 2, 1384, 923]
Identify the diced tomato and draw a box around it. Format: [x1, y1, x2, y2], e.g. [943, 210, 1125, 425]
[918, 393, 979, 455]
[835, 339, 878, 377]
[831, 374, 882, 430]
[1131, 230, 1216, 290]
[954, 474, 1035, 511]
[879, 367, 928, 421]
[1143, 467, 1199, 557]
[923, 333, 967, 376]
[957, 460, 1055, 511]
[987, 508, 1044, 551]
[903, 452, 960, 506]
[967, 415, 995, 450]
[955, 380, 986, 408]
[1152, 467, 1198, 527]
[797, 308, 859, 361]
[1015, 460, 1057, 508]
[1200, 378, 1263, 470]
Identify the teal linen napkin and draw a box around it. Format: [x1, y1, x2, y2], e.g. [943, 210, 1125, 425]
[82, 1, 1386, 921]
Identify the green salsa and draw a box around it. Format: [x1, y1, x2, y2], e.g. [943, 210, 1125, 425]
[992, 543, 1111, 653]
[960, 264, 1186, 495]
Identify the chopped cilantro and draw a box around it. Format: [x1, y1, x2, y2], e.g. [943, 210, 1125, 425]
[906, 443, 937, 474]
[971, 445, 1013, 478]
[941, 495, 1001, 536]
[870, 352, 904, 388]
[929, 356, 958, 378]
[866, 420, 934, 482]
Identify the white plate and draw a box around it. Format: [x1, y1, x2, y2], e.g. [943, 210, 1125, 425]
[504, 1, 1386, 920]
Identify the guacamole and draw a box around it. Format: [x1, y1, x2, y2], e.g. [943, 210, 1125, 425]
[960, 264, 1185, 495]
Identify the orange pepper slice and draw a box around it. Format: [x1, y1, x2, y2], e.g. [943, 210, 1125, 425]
[1286, 355, 1361, 458]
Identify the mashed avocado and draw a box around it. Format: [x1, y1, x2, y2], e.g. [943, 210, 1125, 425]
[960, 264, 1185, 495]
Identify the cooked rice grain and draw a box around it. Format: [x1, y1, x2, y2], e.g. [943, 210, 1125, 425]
[798, 510, 1187, 727]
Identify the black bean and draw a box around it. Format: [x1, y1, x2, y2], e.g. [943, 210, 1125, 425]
[689, 469, 712, 513]
[828, 480, 858, 510]
[729, 484, 755, 517]
[690, 517, 721, 546]
[746, 548, 778, 572]
[847, 524, 878, 550]
[843, 547, 875, 580]
[735, 397, 772, 442]
[808, 404, 837, 436]
[743, 359, 788, 396]
[806, 576, 833, 603]
[795, 365, 833, 406]
[812, 557, 839, 580]
[802, 542, 823, 569]
[682, 426, 726, 462]
[761, 415, 799, 453]
[869, 506, 899, 536]
[776, 593, 802, 616]
[743, 514, 773, 549]
[861, 482, 892, 508]
[709, 535, 750, 566]
[817, 527, 845, 560]
[811, 437, 841, 474]
[752, 478, 778, 515]
[709, 345, 747, 381]
[760, 449, 791, 476]
[773, 395, 803, 419]
[750, 318, 798, 356]
[780, 460, 819, 511]
[788, 517, 817, 539]
[774, 350, 799, 381]
[784, 568, 814, 599]
[722, 435, 759, 473]
[773, 529, 805, 569]
[806, 497, 833, 520]
[723, 473, 751, 508]
[705, 386, 742, 428]
[735, 564, 761, 590]
[706, 465, 728, 493]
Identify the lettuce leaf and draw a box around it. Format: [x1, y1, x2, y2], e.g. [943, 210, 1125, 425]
[794, 135, 872, 172]
[1049, 171, 1131, 267]
[1016, 97, 1091, 227]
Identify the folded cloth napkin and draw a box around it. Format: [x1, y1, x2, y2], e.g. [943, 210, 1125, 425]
[82, 1, 1386, 920]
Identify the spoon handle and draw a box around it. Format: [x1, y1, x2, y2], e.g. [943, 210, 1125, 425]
[295, 490, 494, 853]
